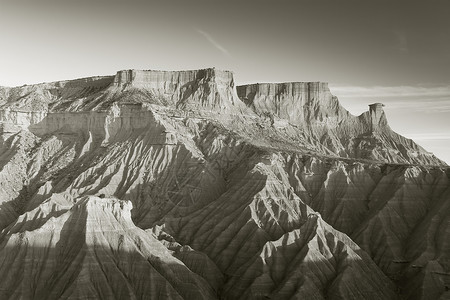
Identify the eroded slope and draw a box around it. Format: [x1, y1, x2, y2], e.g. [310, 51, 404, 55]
[0, 68, 448, 299]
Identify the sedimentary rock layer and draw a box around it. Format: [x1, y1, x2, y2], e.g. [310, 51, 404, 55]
[0, 69, 448, 299]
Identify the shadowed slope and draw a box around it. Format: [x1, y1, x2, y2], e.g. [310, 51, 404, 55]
[0, 196, 216, 300]
[0, 68, 448, 299]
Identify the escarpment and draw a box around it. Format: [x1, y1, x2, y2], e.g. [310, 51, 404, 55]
[237, 82, 444, 165]
[0, 68, 448, 299]
[236, 82, 350, 125]
[111, 68, 244, 111]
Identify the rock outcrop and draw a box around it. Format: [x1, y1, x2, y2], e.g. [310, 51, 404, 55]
[237, 82, 443, 165]
[0, 196, 215, 299]
[236, 82, 350, 125]
[0, 68, 448, 299]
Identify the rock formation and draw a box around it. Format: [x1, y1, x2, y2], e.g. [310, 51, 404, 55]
[0, 68, 448, 299]
[236, 83, 442, 165]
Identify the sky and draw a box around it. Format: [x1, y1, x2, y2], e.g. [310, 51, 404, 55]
[0, 0, 449, 163]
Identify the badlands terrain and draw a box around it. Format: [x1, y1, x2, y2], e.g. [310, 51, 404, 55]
[0, 68, 448, 299]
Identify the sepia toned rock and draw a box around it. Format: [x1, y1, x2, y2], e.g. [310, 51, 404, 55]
[0, 68, 448, 299]
[0, 196, 215, 299]
[236, 82, 443, 165]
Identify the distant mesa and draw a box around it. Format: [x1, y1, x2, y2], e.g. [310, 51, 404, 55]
[0, 67, 446, 167]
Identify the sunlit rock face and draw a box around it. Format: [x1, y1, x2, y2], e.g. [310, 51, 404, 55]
[0, 69, 448, 299]
[236, 82, 350, 125]
[237, 83, 443, 166]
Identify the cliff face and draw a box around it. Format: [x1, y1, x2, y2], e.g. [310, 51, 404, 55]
[237, 82, 443, 165]
[0, 68, 242, 113]
[368, 102, 388, 129]
[237, 82, 350, 125]
[1, 72, 443, 165]
[0, 69, 449, 299]
[111, 68, 241, 111]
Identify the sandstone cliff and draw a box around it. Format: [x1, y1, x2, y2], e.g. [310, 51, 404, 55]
[237, 83, 443, 165]
[0, 69, 448, 299]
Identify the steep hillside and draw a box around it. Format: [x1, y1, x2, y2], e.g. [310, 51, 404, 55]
[0, 69, 448, 299]
[237, 83, 444, 165]
[0, 195, 215, 299]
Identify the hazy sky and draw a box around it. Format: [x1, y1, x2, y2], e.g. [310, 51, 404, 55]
[1, 0, 449, 163]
